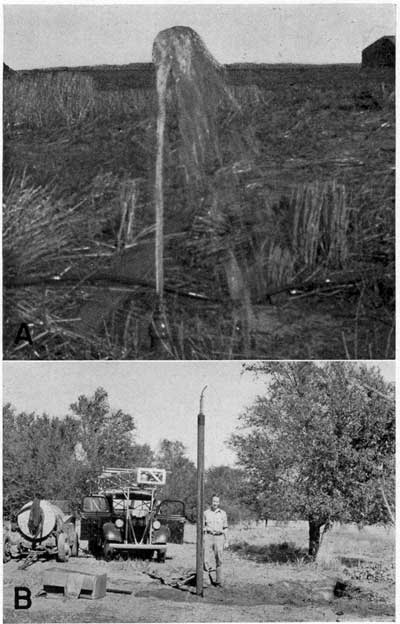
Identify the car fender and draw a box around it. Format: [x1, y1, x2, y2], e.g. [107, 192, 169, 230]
[153, 526, 170, 544]
[102, 522, 122, 543]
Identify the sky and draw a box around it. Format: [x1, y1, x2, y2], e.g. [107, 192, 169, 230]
[3, 4, 396, 70]
[3, 360, 395, 468]
[2, 361, 266, 467]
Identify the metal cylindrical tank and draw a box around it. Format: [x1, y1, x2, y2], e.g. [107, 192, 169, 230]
[17, 500, 65, 542]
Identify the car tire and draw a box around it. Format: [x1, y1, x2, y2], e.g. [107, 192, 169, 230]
[103, 541, 113, 561]
[70, 533, 79, 557]
[157, 550, 166, 563]
[57, 533, 70, 562]
[88, 537, 98, 557]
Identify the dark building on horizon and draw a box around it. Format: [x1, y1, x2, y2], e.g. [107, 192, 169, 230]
[362, 36, 395, 68]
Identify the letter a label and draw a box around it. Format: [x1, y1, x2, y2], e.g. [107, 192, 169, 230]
[14, 323, 33, 346]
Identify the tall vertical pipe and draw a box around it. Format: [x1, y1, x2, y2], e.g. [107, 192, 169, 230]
[196, 385, 207, 596]
[154, 57, 171, 299]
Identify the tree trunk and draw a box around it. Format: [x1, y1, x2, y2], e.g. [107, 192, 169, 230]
[308, 520, 323, 558]
[380, 480, 395, 524]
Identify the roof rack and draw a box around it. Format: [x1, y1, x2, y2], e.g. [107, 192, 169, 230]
[97, 467, 166, 491]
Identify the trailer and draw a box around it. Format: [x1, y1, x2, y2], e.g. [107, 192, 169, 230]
[4, 499, 79, 567]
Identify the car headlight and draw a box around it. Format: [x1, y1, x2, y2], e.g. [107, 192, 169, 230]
[115, 519, 124, 528]
[152, 520, 161, 530]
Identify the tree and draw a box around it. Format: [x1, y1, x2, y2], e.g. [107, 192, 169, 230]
[69, 387, 157, 496]
[205, 465, 255, 523]
[129, 443, 155, 468]
[3, 403, 82, 517]
[230, 362, 394, 558]
[3, 388, 152, 517]
[70, 387, 136, 471]
[155, 439, 197, 518]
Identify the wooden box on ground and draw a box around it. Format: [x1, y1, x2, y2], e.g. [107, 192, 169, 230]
[42, 567, 107, 599]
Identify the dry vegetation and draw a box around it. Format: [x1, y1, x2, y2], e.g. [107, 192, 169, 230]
[3, 521, 394, 622]
[228, 521, 394, 568]
[3, 63, 395, 359]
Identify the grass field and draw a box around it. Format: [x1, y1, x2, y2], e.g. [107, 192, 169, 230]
[228, 521, 394, 567]
[3, 64, 395, 359]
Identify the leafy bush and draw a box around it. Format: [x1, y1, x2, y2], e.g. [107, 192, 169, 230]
[229, 540, 309, 563]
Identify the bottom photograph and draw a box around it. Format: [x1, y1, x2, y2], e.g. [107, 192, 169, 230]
[3, 360, 395, 623]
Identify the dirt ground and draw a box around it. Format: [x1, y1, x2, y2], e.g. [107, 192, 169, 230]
[3, 524, 394, 623]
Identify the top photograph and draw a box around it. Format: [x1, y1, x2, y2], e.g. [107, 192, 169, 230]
[3, 4, 395, 360]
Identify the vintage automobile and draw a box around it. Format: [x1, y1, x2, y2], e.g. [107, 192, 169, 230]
[80, 467, 185, 561]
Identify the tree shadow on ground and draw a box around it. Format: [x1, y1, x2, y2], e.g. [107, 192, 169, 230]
[229, 541, 311, 564]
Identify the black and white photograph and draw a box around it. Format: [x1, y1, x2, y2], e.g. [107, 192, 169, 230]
[2, 360, 395, 622]
[1, 3, 397, 623]
[3, 4, 395, 360]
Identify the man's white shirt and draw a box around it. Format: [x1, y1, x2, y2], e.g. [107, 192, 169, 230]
[204, 508, 228, 533]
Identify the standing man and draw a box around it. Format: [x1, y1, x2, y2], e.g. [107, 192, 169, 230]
[204, 495, 228, 587]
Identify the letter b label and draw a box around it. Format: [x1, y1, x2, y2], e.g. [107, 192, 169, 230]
[14, 587, 32, 609]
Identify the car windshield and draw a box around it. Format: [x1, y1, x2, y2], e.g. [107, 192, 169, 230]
[129, 499, 152, 516]
[82, 496, 110, 512]
[111, 496, 152, 515]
